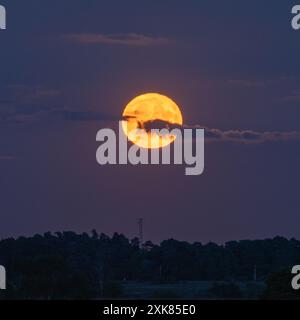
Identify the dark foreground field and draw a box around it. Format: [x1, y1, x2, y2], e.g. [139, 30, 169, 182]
[120, 280, 265, 299]
[0, 232, 299, 299]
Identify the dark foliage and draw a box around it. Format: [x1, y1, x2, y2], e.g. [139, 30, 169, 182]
[209, 282, 243, 299]
[262, 269, 300, 300]
[0, 232, 299, 299]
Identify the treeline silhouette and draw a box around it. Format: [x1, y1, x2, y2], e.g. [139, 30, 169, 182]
[0, 231, 299, 299]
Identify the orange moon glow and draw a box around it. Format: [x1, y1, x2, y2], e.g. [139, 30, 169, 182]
[122, 93, 183, 149]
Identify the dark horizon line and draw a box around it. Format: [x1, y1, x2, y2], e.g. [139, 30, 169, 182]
[1, 230, 298, 246]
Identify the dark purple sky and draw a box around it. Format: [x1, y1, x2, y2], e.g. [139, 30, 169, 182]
[0, 0, 300, 243]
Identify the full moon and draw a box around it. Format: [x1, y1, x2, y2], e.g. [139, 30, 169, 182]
[122, 93, 183, 149]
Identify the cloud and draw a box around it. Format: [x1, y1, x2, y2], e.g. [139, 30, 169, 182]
[0, 85, 119, 124]
[128, 118, 300, 144]
[202, 126, 300, 144]
[0, 84, 118, 124]
[1, 109, 118, 124]
[1, 84, 299, 144]
[0, 84, 62, 124]
[175, 123, 300, 143]
[62, 33, 171, 46]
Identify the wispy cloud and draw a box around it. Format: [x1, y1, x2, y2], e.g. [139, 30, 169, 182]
[202, 126, 300, 144]
[1, 83, 299, 144]
[1, 108, 118, 125]
[62, 33, 171, 46]
[123, 118, 300, 144]
[176, 123, 300, 143]
[0, 84, 61, 124]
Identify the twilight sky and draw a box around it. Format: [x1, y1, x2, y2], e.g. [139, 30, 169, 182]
[0, 0, 300, 243]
